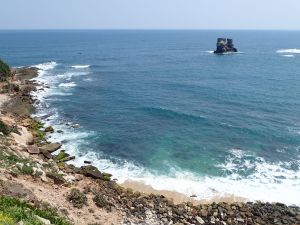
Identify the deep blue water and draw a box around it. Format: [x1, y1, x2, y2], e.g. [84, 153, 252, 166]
[1, 30, 300, 204]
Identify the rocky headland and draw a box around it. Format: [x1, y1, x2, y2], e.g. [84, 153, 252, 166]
[0, 59, 300, 225]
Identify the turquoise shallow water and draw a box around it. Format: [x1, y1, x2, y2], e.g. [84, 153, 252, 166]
[1, 30, 300, 204]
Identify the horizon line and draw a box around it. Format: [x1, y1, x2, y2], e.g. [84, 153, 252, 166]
[1, 28, 300, 31]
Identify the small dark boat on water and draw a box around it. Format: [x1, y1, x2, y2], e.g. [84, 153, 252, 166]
[214, 38, 238, 54]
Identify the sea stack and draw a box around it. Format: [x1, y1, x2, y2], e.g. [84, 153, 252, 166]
[214, 38, 238, 54]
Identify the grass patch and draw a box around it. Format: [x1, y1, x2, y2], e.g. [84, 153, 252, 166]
[29, 120, 46, 144]
[20, 164, 34, 175]
[0, 196, 71, 225]
[0, 149, 28, 169]
[0, 148, 35, 175]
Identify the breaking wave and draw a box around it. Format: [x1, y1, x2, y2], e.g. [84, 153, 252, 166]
[33, 61, 57, 71]
[59, 82, 77, 88]
[277, 49, 300, 54]
[71, 65, 90, 69]
[64, 147, 300, 206]
[282, 55, 295, 58]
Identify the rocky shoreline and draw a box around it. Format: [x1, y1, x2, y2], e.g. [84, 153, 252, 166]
[0, 61, 300, 224]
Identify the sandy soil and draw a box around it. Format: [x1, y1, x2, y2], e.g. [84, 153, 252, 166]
[0, 171, 123, 225]
[0, 94, 10, 109]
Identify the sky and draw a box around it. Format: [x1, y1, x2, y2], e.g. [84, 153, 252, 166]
[1, 0, 300, 30]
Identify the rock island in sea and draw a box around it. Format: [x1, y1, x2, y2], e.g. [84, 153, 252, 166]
[214, 38, 238, 54]
[0, 58, 300, 224]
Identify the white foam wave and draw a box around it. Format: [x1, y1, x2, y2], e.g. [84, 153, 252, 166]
[71, 65, 90, 69]
[277, 49, 300, 54]
[282, 54, 295, 58]
[57, 71, 89, 80]
[59, 82, 77, 88]
[64, 146, 300, 206]
[33, 61, 57, 71]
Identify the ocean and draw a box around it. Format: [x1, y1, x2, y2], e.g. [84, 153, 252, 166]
[1, 30, 300, 205]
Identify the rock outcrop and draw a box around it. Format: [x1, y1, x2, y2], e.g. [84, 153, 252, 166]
[214, 38, 238, 54]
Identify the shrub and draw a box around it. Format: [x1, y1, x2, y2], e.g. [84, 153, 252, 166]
[0, 59, 11, 80]
[20, 165, 34, 175]
[66, 189, 87, 208]
[0, 120, 10, 135]
[2, 83, 20, 93]
[93, 193, 109, 209]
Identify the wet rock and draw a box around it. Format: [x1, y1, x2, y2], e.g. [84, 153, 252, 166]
[71, 123, 80, 128]
[84, 160, 92, 164]
[44, 126, 54, 133]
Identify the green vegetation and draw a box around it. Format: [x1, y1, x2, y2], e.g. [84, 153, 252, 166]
[0, 148, 27, 169]
[0, 59, 11, 81]
[0, 120, 20, 136]
[101, 172, 112, 181]
[0, 120, 10, 135]
[0, 148, 35, 176]
[29, 120, 46, 144]
[1, 83, 20, 93]
[66, 189, 88, 209]
[19, 164, 34, 175]
[0, 196, 71, 225]
[93, 193, 109, 209]
[54, 151, 70, 162]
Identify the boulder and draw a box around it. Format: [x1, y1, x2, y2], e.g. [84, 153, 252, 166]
[26, 146, 40, 154]
[80, 165, 102, 179]
[44, 126, 54, 133]
[41, 149, 52, 159]
[40, 143, 61, 153]
[60, 156, 75, 162]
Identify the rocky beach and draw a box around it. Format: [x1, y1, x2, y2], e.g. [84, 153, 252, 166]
[0, 60, 300, 225]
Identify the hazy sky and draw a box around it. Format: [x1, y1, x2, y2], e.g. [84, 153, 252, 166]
[1, 0, 299, 30]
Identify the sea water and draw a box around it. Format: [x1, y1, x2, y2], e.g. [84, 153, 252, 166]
[1, 30, 300, 205]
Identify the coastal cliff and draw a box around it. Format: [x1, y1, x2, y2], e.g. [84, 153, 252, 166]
[0, 59, 300, 225]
